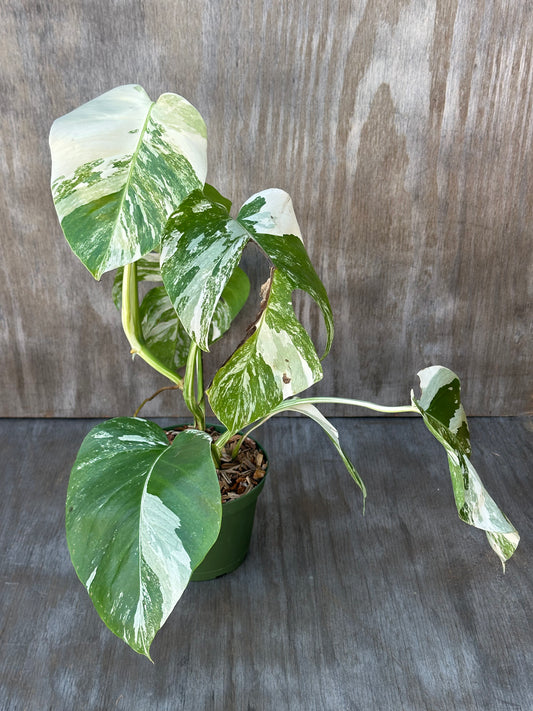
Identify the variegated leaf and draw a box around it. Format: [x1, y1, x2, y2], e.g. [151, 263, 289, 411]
[138, 266, 250, 370]
[139, 286, 191, 370]
[161, 190, 250, 351]
[161, 189, 332, 354]
[66, 418, 221, 658]
[238, 189, 334, 356]
[207, 270, 323, 432]
[50, 84, 207, 279]
[210, 265, 251, 341]
[412, 366, 519, 565]
[202, 182, 232, 213]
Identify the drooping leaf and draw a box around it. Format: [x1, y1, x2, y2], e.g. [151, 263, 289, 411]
[66, 418, 221, 658]
[412, 366, 519, 565]
[238, 189, 333, 357]
[207, 270, 323, 432]
[50, 84, 207, 279]
[161, 190, 250, 351]
[243, 400, 366, 500]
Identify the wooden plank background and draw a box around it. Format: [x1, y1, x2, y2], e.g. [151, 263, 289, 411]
[1, 0, 531, 417]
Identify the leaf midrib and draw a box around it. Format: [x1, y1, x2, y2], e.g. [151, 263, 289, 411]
[103, 100, 157, 272]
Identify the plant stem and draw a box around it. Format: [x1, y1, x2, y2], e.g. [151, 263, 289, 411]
[121, 263, 183, 388]
[184, 342, 205, 430]
[268, 396, 419, 415]
[133, 385, 181, 418]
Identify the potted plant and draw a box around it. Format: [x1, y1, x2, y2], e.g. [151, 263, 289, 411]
[49, 84, 519, 660]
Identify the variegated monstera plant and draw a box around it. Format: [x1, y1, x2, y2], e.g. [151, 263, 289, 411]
[50, 85, 519, 659]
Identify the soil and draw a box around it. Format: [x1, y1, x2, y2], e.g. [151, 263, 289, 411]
[165, 426, 268, 504]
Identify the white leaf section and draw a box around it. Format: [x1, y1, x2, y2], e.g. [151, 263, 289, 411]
[242, 189, 303, 241]
[50, 84, 151, 187]
[138, 493, 191, 634]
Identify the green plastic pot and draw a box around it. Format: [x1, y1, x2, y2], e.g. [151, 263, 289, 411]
[166, 425, 268, 581]
[191, 466, 267, 581]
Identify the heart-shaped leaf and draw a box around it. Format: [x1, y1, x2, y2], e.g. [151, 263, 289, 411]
[66, 418, 221, 658]
[412, 366, 519, 566]
[50, 84, 207, 279]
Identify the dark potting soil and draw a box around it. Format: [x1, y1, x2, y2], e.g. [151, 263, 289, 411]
[165, 426, 267, 504]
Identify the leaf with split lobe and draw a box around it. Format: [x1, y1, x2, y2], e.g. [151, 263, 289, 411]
[207, 270, 323, 433]
[66, 418, 221, 658]
[238, 189, 334, 357]
[412, 366, 519, 566]
[50, 84, 207, 279]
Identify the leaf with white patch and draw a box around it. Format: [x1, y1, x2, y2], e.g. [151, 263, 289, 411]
[66, 418, 221, 658]
[238, 189, 334, 356]
[50, 84, 207, 279]
[161, 190, 250, 351]
[203, 182, 232, 213]
[207, 270, 323, 432]
[412, 366, 519, 566]
[139, 286, 191, 370]
[161, 189, 331, 356]
[138, 265, 250, 370]
[245, 400, 366, 500]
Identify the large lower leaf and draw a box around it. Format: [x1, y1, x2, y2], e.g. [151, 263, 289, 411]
[66, 418, 221, 658]
[412, 366, 519, 566]
[208, 270, 323, 432]
[50, 84, 207, 279]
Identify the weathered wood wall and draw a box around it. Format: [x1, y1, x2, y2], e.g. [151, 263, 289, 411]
[1, 0, 531, 417]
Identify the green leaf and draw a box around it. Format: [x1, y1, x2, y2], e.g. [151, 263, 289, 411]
[412, 366, 519, 566]
[238, 189, 334, 357]
[137, 266, 250, 370]
[50, 84, 207, 279]
[203, 182, 232, 212]
[207, 270, 323, 432]
[66, 418, 221, 658]
[139, 286, 191, 370]
[161, 190, 250, 351]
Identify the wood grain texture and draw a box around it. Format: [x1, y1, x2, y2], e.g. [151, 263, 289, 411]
[0, 0, 531, 416]
[1, 417, 531, 709]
